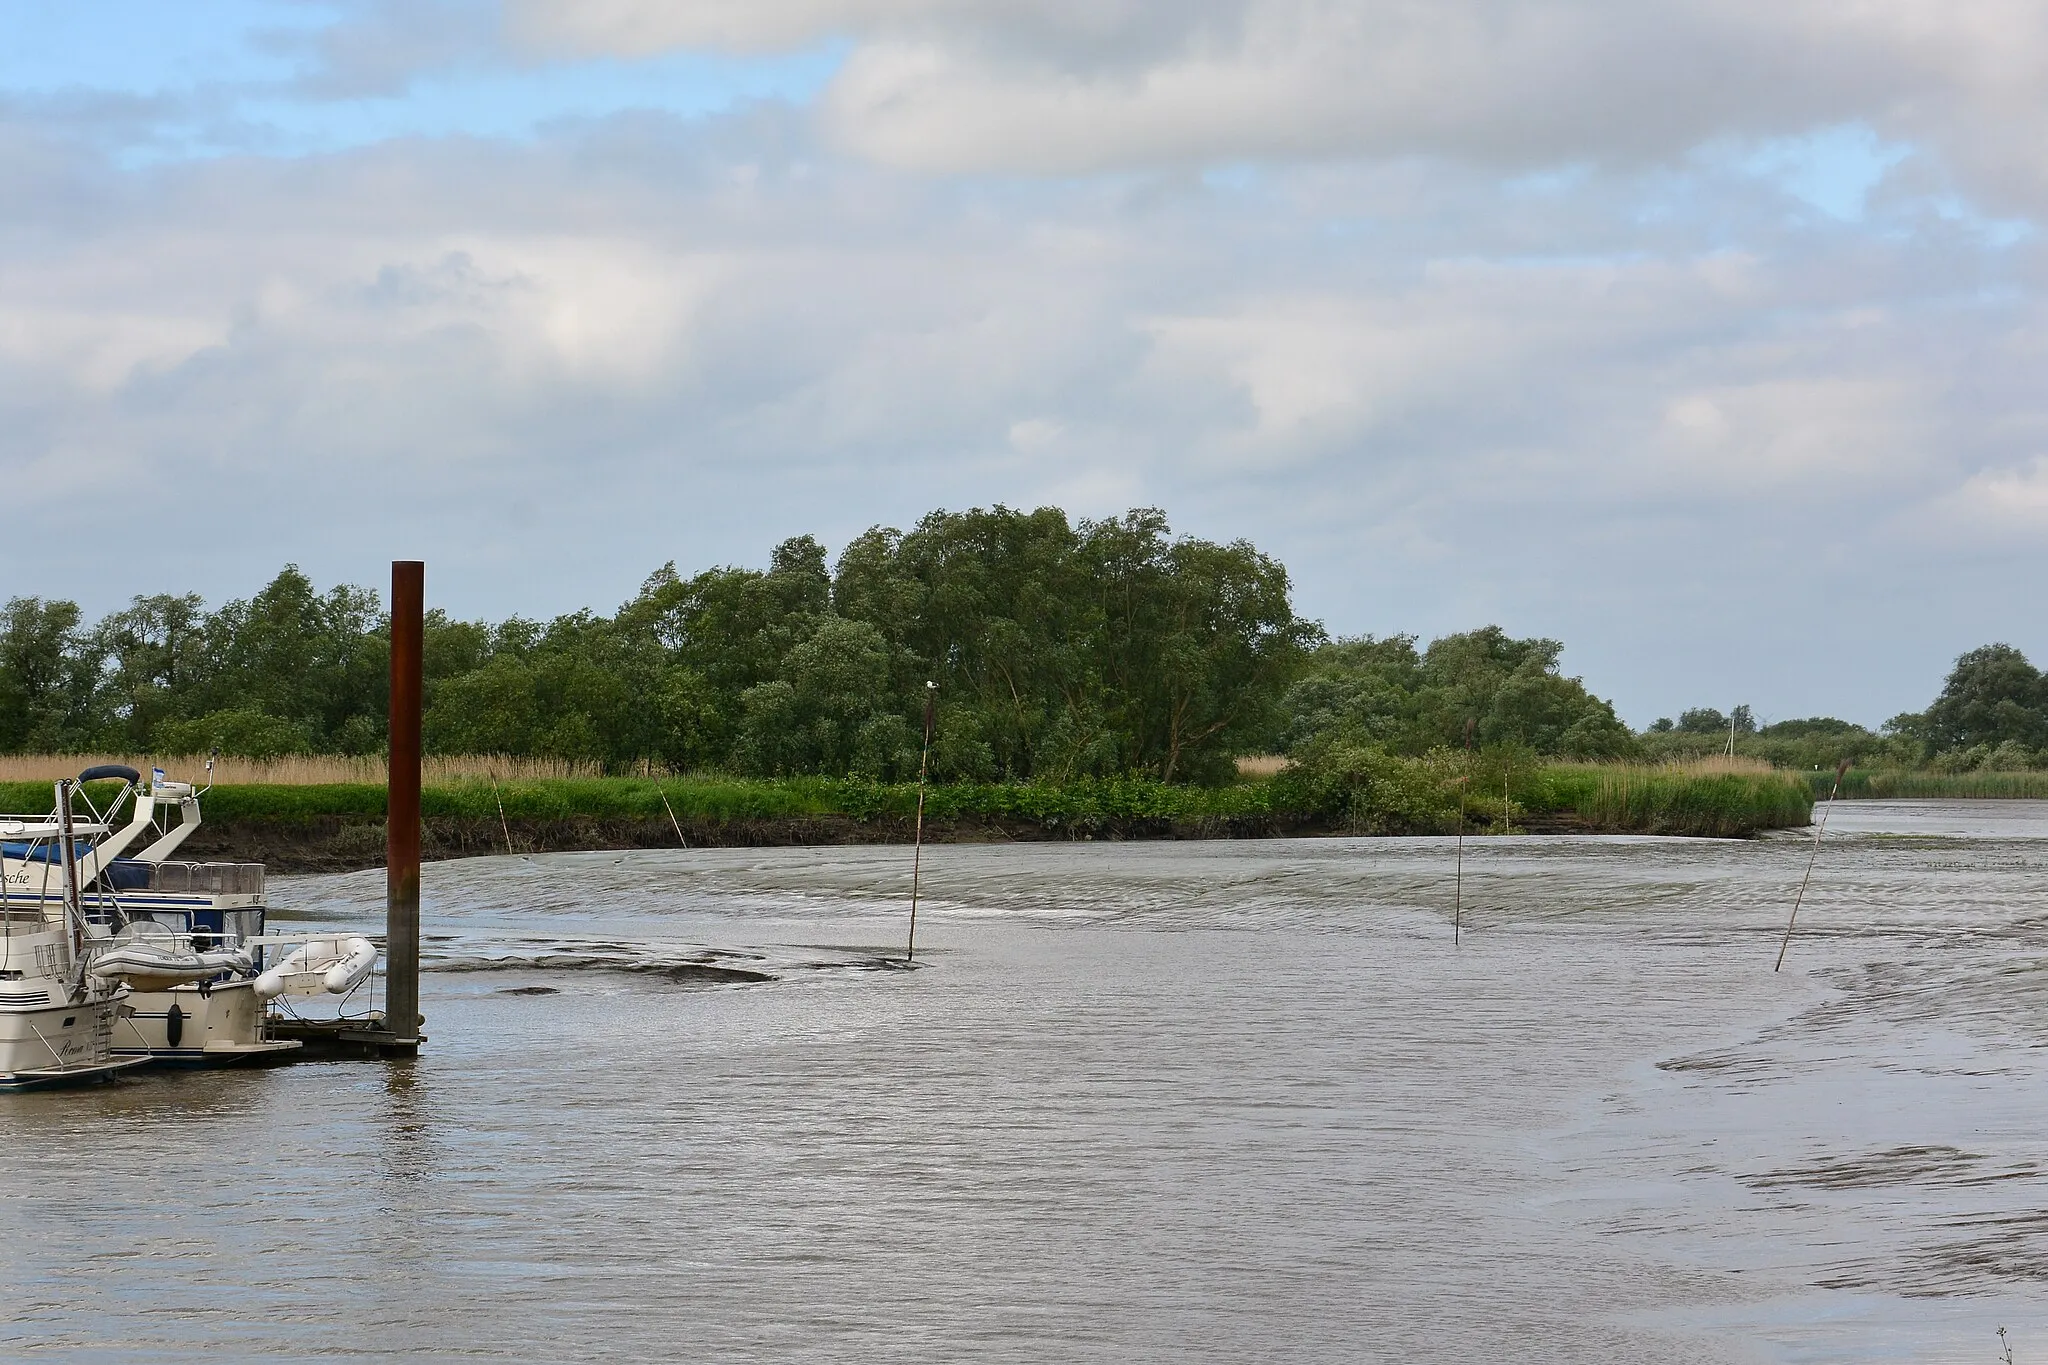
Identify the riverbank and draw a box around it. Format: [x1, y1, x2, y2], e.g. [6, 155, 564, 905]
[9, 765, 1817, 873]
[1820, 768, 2048, 799]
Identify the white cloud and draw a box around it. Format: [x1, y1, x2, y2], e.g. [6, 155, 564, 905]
[1929, 456, 2048, 538]
[507, 0, 2048, 218]
[7, 2, 2048, 725]
[1007, 417, 1064, 452]
[1646, 379, 1937, 490]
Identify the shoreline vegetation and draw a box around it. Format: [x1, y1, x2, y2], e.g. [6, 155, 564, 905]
[7, 754, 1817, 873]
[3, 506, 2041, 867]
[1814, 769, 2048, 800]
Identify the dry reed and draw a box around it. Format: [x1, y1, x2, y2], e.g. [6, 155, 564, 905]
[0, 753, 610, 785]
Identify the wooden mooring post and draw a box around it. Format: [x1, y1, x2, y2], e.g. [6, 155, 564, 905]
[269, 559, 425, 1058]
[383, 560, 424, 1052]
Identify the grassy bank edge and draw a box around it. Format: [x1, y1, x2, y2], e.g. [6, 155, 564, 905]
[1816, 769, 2048, 799]
[6, 764, 1816, 841]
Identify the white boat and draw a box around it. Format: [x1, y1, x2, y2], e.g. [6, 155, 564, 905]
[3, 765, 308, 1068]
[0, 777, 148, 1090]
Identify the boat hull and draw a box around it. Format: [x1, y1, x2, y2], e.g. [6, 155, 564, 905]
[116, 979, 301, 1066]
[0, 992, 138, 1090]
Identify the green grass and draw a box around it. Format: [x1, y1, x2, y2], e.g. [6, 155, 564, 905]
[0, 765, 1815, 840]
[0, 775, 1276, 827]
[1819, 769, 2048, 799]
[1541, 764, 1814, 837]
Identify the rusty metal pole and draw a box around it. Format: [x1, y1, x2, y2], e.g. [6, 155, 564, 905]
[385, 560, 424, 1050]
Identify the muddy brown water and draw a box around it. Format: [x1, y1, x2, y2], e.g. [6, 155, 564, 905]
[8, 800, 2048, 1362]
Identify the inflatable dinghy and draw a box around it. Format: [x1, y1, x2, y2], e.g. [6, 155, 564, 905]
[91, 927, 252, 989]
[254, 936, 378, 999]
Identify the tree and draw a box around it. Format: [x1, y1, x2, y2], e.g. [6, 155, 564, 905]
[424, 655, 540, 756]
[836, 506, 1101, 780]
[1926, 644, 2048, 752]
[1677, 707, 1729, 735]
[0, 597, 104, 751]
[194, 567, 387, 750]
[155, 708, 311, 759]
[1083, 510, 1318, 781]
[829, 505, 1317, 782]
[1277, 625, 1635, 761]
[95, 593, 207, 748]
[1275, 635, 1430, 753]
[735, 617, 910, 776]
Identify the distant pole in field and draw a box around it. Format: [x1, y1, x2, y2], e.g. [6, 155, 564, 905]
[491, 773, 513, 855]
[907, 682, 937, 963]
[1453, 777, 1467, 947]
[1727, 712, 1736, 759]
[657, 783, 688, 849]
[1456, 718, 1474, 946]
[1776, 758, 1850, 972]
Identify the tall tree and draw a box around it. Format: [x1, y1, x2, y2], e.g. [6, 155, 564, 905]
[0, 597, 102, 751]
[1926, 644, 2047, 751]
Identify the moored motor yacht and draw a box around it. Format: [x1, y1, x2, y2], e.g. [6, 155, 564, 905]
[2, 765, 320, 1069]
[0, 777, 147, 1090]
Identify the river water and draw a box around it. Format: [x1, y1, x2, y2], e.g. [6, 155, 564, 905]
[9, 800, 2048, 1363]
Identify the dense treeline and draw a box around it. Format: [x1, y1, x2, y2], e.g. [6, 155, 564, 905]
[0, 505, 1647, 782]
[1277, 629, 1635, 759]
[1643, 642, 2048, 772]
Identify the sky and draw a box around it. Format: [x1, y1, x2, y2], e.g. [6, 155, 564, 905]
[2, 0, 2045, 729]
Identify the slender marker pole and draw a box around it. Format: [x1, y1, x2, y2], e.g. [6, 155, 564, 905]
[1453, 778, 1467, 947]
[491, 774, 513, 855]
[1456, 718, 1474, 946]
[907, 682, 936, 963]
[657, 783, 688, 849]
[1776, 758, 1850, 972]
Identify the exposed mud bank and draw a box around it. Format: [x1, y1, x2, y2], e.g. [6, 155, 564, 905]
[182, 813, 1348, 875]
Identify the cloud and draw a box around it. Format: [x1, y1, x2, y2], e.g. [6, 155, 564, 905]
[505, 0, 2048, 216]
[6, 4, 2048, 727]
[506, 0, 1251, 62]
[2, 111, 2034, 572]
[1927, 456, 2048, 543]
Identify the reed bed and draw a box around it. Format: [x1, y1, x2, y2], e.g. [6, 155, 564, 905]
[0, 755, 1816, 839]
[1826, 769, 2048, 799]
[1542, 760, 1813, 837]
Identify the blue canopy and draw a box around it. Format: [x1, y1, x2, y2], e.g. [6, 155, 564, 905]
[1, 839, 95, 865]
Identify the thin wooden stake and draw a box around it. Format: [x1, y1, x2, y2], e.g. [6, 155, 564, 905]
[907, 681, 936, 962]
[1454, 778, 1467, 947]
[491, 774, 514, 855]
[656, 783, 688, 849]
[1776, 758, 1850, 972]
[1456, 718, 1473, 945]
